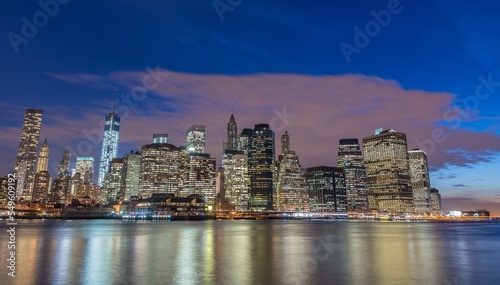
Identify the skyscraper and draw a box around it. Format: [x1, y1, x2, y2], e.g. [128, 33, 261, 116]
[57, 150, 71, 176]
[185, 153, 216, 200]
[362, 129, 413, 213]
[223, 150, 250, 211]
[429, 188, 442, 216]
[76, 157, 94, 184]
[103, 158, 124, 203]
[276, 132, 309, 212]
[248, 124, 275, 211]
[305, 166, 347, 213]
[98, 108, 120, 186]
[186, 125, 205, 154]
[408, 149, 431, 214]
[14, 108, 43, 200]
[226, 114, 238, 150]
[33, 138, 51, 202]
[138, 143, 187, 199]
[121, 151, 141, 201]
[36, 138, 49, 173]
[337, 138, 368, 213]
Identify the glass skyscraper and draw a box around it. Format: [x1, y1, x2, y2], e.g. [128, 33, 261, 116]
[14, 108, 43, 200]
[186, 125, 206, 154]
[98, 111, 120, 186]
[248, 124, 275, 211]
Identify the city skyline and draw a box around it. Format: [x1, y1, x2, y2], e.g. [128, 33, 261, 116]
[1, 1, 499, 214]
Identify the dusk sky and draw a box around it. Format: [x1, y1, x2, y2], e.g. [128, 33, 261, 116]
[1, 0, 499, 214]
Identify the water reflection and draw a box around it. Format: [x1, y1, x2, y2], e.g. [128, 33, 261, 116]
[1, 220, 499, 285]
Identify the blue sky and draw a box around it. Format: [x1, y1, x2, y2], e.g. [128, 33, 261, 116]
[1, 0, 499, 213]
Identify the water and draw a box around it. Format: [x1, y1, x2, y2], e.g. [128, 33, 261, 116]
[1, 220, 499, 285]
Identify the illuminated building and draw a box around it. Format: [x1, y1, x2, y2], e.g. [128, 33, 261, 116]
[186, 125, 205, 154]
[57, 150, 71, 176]
[98, 109, 120, 186]
[408, 149, 431, 214]
[53, 171, 71, 203]
[238, 128, 252, 155]
[305, 166, 347, 213]
[223, 150, 250, 211]
[429, 188, 442, 215]
[185, 153, 216, 201]
[248, 124, 275, 211]
[121, 151, 141, 201]
[76, 157, 94, 184]
[153, 134, 168, 144]
[103, 158, 124, 203]
[337, 138, 368, 212]
[362, 129, 414, 213]
[138, 143, 187, 199]
[225, 113, 238, 150]
[14, 108, 43, 200]
[33, 138, 51, 202]
[276, 132, 309, 212]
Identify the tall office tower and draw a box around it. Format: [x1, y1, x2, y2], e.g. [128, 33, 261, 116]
[121, 151, 141, 201]
[408, 149, 431, 214]
[14, 108, 43, 200]
[276, 151, 309, 212]
[52, 171, 71, 203]
[337, 138, 368, 213]
[33, 138, 51, 202]
[186, 125, 206, 154]
[98, 108, 120, 186]
[138, 143, 187, 199]
[185, 153, 216, 200]
[429, 188, 442, 216]
[57, 150, 71, 176]
[362, 129, 414, 213]
[223, 150, 250, 211]
[248, 124, 275, 211]
[305, 166, 347, 213]
[103, 158, 124, 203]
[36, 138, 49, 173]
[279, 131, 290, 160]
[76, 157, 94, 184]
[226, 114, 238, 150]
[238, 128, 253, 154]
[153, 134, 168, 144]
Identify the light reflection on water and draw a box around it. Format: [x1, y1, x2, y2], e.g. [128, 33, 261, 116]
[1, 220, 499, 285]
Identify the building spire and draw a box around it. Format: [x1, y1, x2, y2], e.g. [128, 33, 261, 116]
[112, 88, 117, 114]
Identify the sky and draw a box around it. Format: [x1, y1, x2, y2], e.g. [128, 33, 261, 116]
[1, 0, 499, 214]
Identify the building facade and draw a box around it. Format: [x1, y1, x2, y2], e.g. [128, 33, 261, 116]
[408, 149, 431, 214]
[305, 166, 347, 213]
[186, 125, 206, 154]
[362, 129, 414, 213]
[103, 158, 124, 203]
[98, 111, 120, 186]
[248, 124, 275, 211]
[14, 108, 43, 200]
[76, 157, 94, 184]
[429, 188, 442, 216]
[121, 151, 141, 201]
[337, 138, 368, 213]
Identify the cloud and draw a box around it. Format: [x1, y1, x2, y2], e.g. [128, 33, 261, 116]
[452, 184, 468, 188]
[3, 69, 500, 178]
